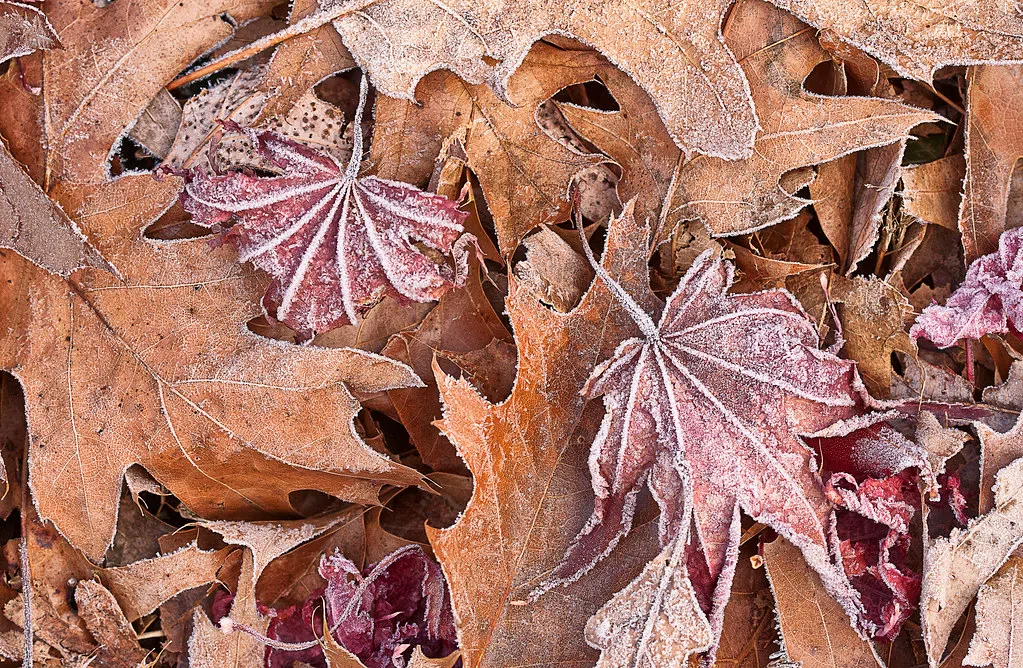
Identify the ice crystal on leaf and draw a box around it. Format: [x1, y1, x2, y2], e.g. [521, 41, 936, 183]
[180, 76, 470, 339]
[541, 243, 871, 649]
[911, 226, 1023, 348]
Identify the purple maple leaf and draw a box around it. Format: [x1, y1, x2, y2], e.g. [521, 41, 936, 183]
[180, 77, 470, 339]
[911, 226, 1023, 348]
[541, 246, 870, 651]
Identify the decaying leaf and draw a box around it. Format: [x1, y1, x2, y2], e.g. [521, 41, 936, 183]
[182, 82, 471, 338]
[73, 579, 149, 667]
[964, 555, 1023, 668]
[764, 537, 883, 668]
[911, 226, 1023, 348]
[670, 0, 939, 238]
[921, 452, 1023, 667]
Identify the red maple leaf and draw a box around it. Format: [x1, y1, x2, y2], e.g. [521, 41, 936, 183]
[541, 245, 870, 649]
[911, 226, 1023, 348]
[179, 78, 470, 339]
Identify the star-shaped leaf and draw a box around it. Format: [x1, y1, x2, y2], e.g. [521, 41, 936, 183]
[181, 80, 470, 339]
[543, 223, 868, 651]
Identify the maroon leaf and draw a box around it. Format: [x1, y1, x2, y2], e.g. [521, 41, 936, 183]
[265, 545, 456, 668]
[911, 226, 1023, 348]
[180, 78, 470, 339]
[541, 247, 870, 650]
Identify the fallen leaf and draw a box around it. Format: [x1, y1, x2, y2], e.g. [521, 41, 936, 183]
[671, 0, 938, 238]
[964, 555, 1023, 668]
[901, 154, 965, 232]
[960, 65, 1023, 263]
[332, 0, 758, 159]
[767, 0, 1023, 81]
[431, 204, 662, 667]
[0, 1, 56, 66]
[73, 579, 149, 668]
[188, 549, 267, 667]
[544, 225, 868, 651]
[513, 227, 593, 312]
[181, 92, 471, 338]
[921, 452, 1023, 667]
[764, 536, 883, 668]
[911, 226, 1023, 348]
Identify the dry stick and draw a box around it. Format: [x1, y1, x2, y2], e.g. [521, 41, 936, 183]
[19, 425, 32, 668]
[166, 0, 378, 91]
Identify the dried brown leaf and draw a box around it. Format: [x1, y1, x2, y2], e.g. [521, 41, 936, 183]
[902, 154, 966, 232]
[73, 579, 149, 668]
[0, 1, 56, 65]
[964, 555, 1023, 668]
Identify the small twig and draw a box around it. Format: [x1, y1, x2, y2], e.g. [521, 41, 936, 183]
[20, 538, 31, 668]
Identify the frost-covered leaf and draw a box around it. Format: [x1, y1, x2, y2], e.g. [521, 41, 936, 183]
[73, 580, 149, 668]
[431, 203, 662, 667]
[960, 65, 1023, 263]
[910, 227, 1023, 348]
[0, 1, 56, 66]
[330, 0, 758, 159]
[542, 214, 870, 654]
[182, 82, 471, 338]
[765, 537, 883, 668]
[965, 555, 1023, 668]
[264, 545, 456, 668]
[767, 0, 1023, 82]
[921, 453, 1023, 667]
[584, 537, 713, 667]
[671, 0, 939, 238]
[901, 154, 965, 231]
[1, 174, 424, 560]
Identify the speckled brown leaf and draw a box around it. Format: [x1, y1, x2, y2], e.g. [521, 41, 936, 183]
[369, 43, 610, 255]
[921, 452, 1023, 667]
[73, 580, 149, 668]
[960, 65, 1023, 263]
[0, 1, 56, 66]
[765, 537, 883, 668]
[671, 0, 939, 238]
[430, 205, 662, 668]
[965, 555, 1023, 668]
[332, 0, 757, 159]
[1, 174, 425, 561]
[767, 0, 1023, 82]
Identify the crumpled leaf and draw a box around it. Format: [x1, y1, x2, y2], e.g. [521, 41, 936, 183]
[181, 109, 470, 338]
[965, 555, 1023, 668]
[911, 226, 1023, 348]
[671, 0, 939, 238]
[921, 451, 1023, 667]
[73, 579, 149, 668]
[960, 65, 1023, 263]
[543, 212, 870, 654]
[584, 537, 713, 667]
[265, 545, 456, 668]
[767, 0, 1023, 81]
[331, 0, 758, 159]
[431, 203, 662, 667]
[369, 43, 609, 255]
[0, 1, 56, 66]
[765, 536, 883, 668]
[2, 175, 424, 560]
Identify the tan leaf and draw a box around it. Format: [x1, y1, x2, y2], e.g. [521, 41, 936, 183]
[408, 648, 460, 668]
[188, 549, 266, 667]
[370, 43, 608, 254]
[921, 451, 1023, 667]
[0, 1, 57, 65]
[1, 143, 108, 276]
[768, 0, 1023, 81]
[584, 538, 712, 667]
[960, 65, 1023, 263]
[99, 542, 233, 621]
[42, 0, 278, 185]
[334, 0, 757, 159]
[73, 579, 149, 668]
[965, 556, 1023, 668]
[672, 0, 939, 238]
[513, 227, 593, 313]
[430, 204, 661, 667]
[764, 537, 883, 668]
[2, 175, 424, 560]
[901, 154, 966, 231]
[128, 89, 182, 160]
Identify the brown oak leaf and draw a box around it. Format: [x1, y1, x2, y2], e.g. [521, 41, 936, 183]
[542, 213, 870, 654]
[182, 80, 471, 339]
[670, 0, 939, 238]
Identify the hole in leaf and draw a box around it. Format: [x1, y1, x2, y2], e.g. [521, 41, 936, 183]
[803, 60, 846, 97]
[553, 78, 621, 112]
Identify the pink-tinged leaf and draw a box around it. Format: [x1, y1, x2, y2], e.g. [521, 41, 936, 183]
[541, 248, 869, 652]
[265, 545, 456, 668]
[911, 226, 1023, 348]
[180, 83, 469, 339]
